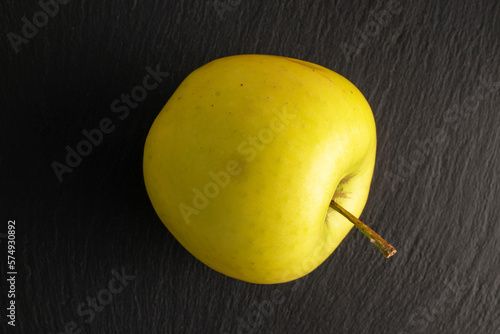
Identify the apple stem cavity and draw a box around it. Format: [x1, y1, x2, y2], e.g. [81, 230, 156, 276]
[330, 200, 397, 258]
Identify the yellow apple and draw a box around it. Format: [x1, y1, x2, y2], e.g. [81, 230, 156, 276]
[143, 54, 394, 284]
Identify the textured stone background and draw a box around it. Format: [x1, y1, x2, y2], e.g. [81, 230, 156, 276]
[1, 0, 499, 333]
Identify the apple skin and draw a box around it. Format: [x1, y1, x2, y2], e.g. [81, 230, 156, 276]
[143, 55, 376, 284]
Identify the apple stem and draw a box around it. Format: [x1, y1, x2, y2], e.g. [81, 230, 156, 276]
[329, 200, 396, 258]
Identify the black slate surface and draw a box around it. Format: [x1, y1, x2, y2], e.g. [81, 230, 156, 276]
[1, 1, 500, 333]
